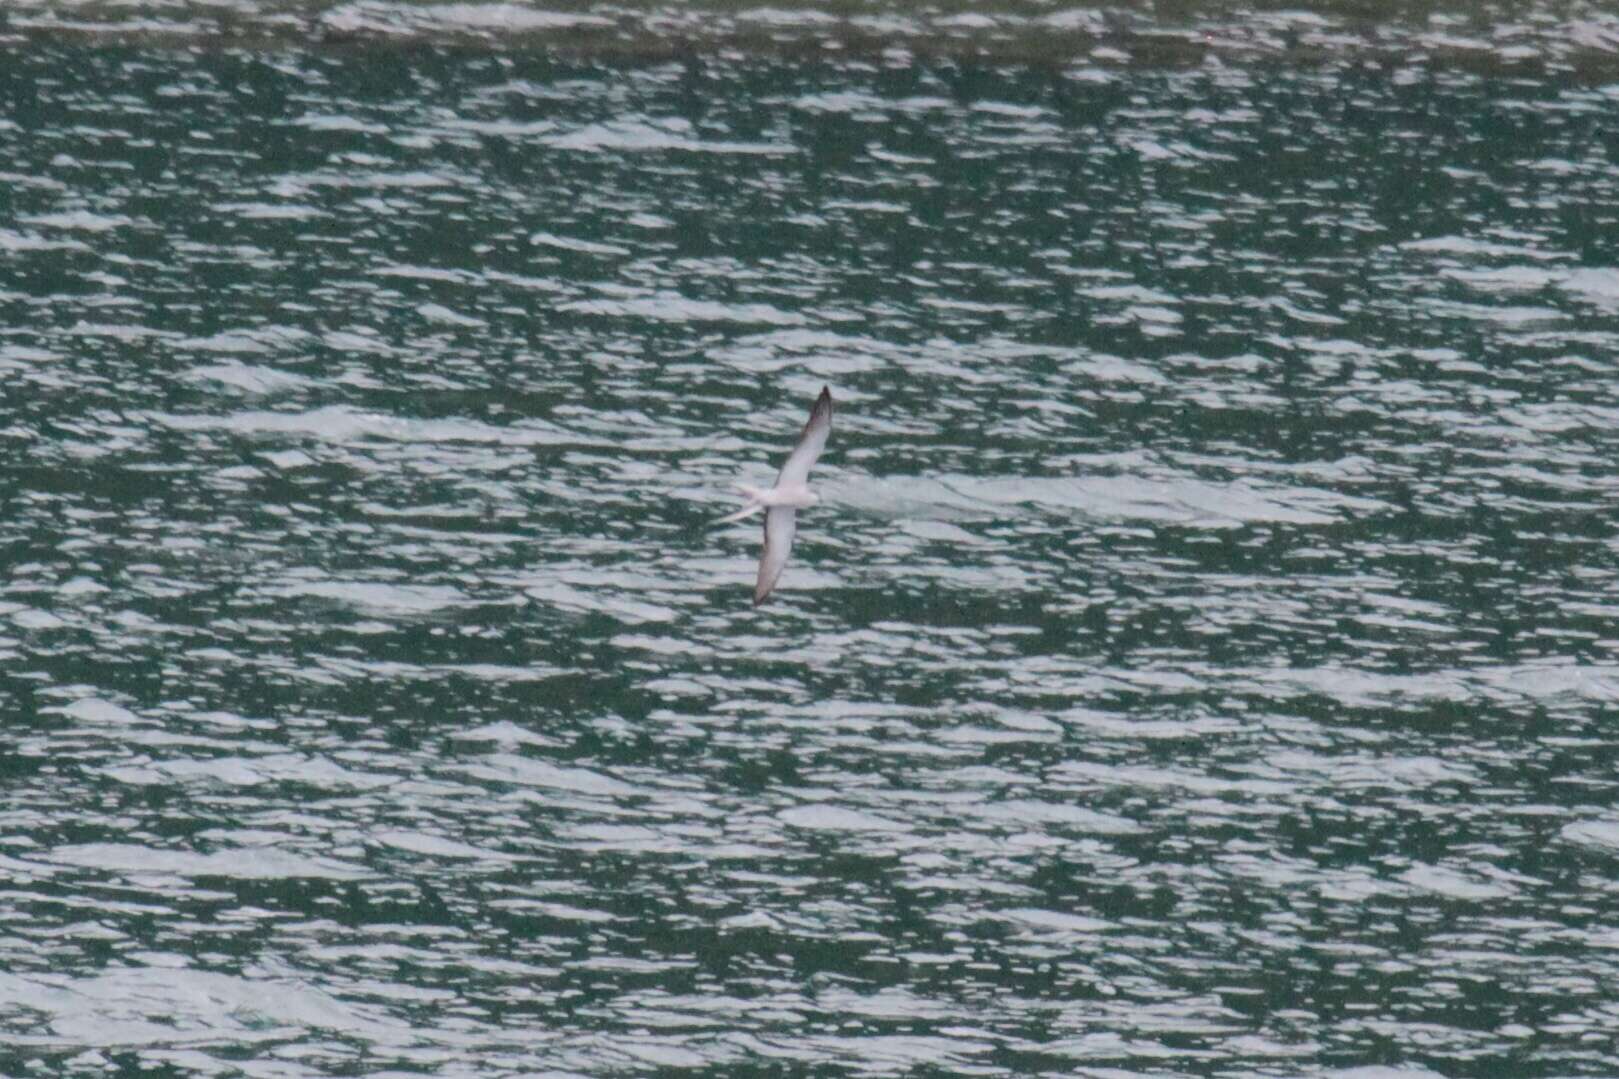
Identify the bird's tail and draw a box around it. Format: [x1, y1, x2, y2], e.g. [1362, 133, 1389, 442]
[716, 501, 763, 525]
[716, 485, 767, 525]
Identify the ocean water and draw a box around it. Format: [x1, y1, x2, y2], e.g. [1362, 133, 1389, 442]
[3, 6, 1619, 1076]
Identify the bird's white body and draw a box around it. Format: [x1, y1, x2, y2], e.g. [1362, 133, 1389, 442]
[719, 387, 834, 604]
[723, 482, 819, 519]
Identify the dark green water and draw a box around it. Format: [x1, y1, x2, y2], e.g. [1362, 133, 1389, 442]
[4, 13, 1619, 1078]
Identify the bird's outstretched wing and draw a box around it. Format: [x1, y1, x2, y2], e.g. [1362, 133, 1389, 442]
[755, 506, 797, 605]
[774, 386, 833, 489]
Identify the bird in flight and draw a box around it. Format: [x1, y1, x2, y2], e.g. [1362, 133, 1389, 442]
[718, 386, 834, 605]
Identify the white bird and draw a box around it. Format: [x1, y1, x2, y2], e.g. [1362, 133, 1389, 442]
[718, 386, 834, 605]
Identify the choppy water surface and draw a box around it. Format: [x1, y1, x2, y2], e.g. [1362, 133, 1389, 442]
[4, 14, 1619, 1077]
